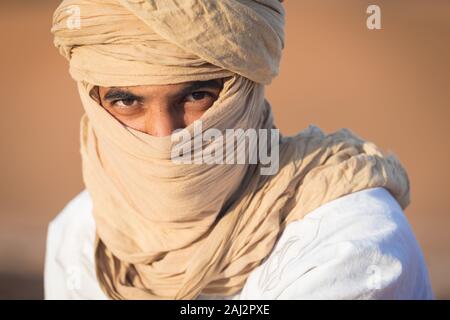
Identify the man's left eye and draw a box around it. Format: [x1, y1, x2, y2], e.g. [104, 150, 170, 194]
[185, 91, 210, 102]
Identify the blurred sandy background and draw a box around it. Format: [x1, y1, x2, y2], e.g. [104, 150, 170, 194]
[0, 0, 449, 299]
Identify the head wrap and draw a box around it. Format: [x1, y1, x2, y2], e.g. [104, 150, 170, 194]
[52, 0, 410, 299]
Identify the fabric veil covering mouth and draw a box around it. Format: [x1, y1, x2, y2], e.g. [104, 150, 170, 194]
[51, 0, 411, 300]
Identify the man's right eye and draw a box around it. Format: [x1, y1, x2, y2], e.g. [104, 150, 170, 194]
[112, 99, 140, 108]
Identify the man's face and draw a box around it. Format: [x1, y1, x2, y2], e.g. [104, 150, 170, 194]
[97, 78, 224, 137]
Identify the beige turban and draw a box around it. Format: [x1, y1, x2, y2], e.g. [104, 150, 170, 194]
[51, 0, 410, 299]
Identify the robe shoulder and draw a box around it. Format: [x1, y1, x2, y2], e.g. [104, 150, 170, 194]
[44, 190, 107, 300]
[238, 187, 434, 299]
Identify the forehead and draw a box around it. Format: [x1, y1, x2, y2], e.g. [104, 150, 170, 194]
[98, 79, 223, 97]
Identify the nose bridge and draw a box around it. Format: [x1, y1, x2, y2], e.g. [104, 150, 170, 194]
[144, 102, 180, 137]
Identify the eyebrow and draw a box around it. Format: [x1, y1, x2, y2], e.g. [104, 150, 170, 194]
[103, 90, 142, 102]
[103, 79, 223, 102]
[180, 79, 223, 96]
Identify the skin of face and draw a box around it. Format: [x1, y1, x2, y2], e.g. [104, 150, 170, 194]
[96, 78, 224, 137]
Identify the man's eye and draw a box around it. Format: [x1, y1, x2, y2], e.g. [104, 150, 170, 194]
[112, 99, 140, 108]
[185, 91, 211, 102]
[113, 99, 139, 107]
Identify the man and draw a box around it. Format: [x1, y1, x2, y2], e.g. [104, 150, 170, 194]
[45, 0, 433, 299]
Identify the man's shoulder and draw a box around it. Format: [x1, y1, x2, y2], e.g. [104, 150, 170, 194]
[302, 187, 415, 245]
[239, 187, 434, 299]
[49, 189, 93, 229]
[45, 190, 106, 299]
[274, 187, 420, 260]
[47, 189, 95, 262]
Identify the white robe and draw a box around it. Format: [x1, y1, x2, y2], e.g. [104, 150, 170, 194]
[44, 187, 433, 300]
